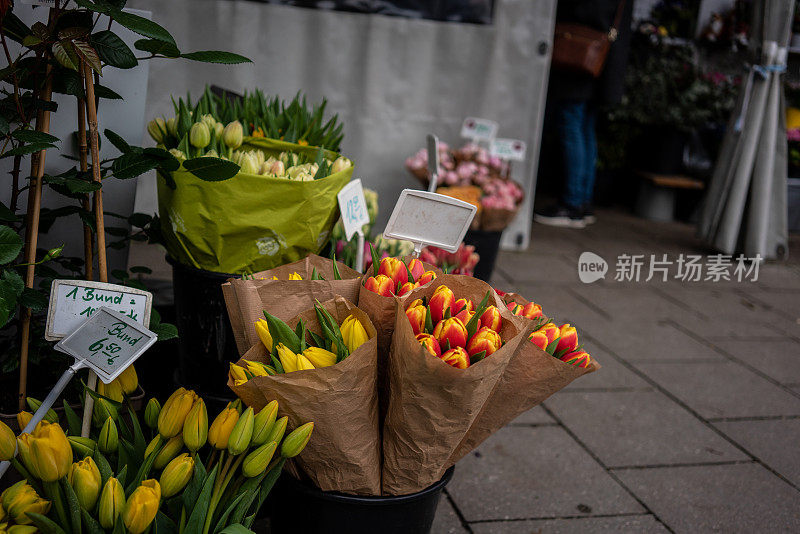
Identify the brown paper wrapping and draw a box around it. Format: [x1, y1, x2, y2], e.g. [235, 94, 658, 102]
[227, 297, 381, 495]
[381, 275, 525, 495]
[222, 254, 362, 354]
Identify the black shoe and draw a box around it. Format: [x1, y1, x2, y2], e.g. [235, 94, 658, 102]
[534, 204, 586, 228]
[583, 205, 596, 225]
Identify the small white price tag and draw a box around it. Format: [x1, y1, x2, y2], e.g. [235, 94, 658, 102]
[384, 189, 476, 253]
[490, 138, 527, 162]
[55, 307, 158, 384]
[460, 117, 498, 142]
[337, 179, 370, 241]
[46, 280, 152, 341]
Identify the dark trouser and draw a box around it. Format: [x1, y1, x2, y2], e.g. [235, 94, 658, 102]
[554, 100, 597, 209]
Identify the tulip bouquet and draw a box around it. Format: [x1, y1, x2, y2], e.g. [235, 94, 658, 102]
[0, 385, 314, 534]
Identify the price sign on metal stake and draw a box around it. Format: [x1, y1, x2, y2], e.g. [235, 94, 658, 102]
[461, 117, 498, 144]
[490, 138, 527, 162]
[427, 134, 440, 192]
[338, 179, 370, 270]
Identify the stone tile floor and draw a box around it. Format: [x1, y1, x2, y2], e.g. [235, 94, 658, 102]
[432, 209, 800, 533]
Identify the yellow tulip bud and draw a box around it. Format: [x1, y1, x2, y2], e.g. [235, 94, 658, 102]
[190, 122, 211, 149]
[227, 399, 243, 413]
[330, 156, 352, 174]
[123, 480, 160, 534]
[98, 417, 118, 454]
[0, 421, 15, 461]
[229, 363, 247, 383]
[68, 457, 101, 511]
[239, 153, 259, 175]
[158, 388, 198, 438]
[242, 441, 277, 478]
[144, 435, 162, 459]
[276, 344, 298, 373]
[254, 319, 273, 351]
[288, 272, 303, 280]
[169, 148, 186, 162]
[9, 525, 39, 534]
[227, 407, 254, 456]
[98, 478, 125, 529]
[159, 453, 194, 498]
[0, 501, 5, 522]
[214, 122, 224, 138]
[222, 121, 243, 149]
[67, 436, 96, 458]
[25, 399, 57, 424]
[16, 411, 32, 431]
[251, 401, 278, 447]
[166, 117, 178, 137]
[341, 315, 369, 354]
[15, 434, 38, 479]
[182, 399, 208, 452]
[28, 421, 71, 482]
[302, 347, 336, 368]
[97, 380, 124, 402]
[280, 422, 314, 458]
[296, 353, 315, 371]
[243, 360, 270, 378]
[117, 365, 138, 395]
[92, 398, 118, 427]
[265, 416, 288, 445]
[208, 408, 239, 450]
[144, 398, 161, 430]
[147, 118, 166, 144]
[153, 435, 183, 470]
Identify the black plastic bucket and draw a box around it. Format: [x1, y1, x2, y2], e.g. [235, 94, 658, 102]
[168, 256, 240, 396]
[463, 230, 502, 282]
[270, 467, 455, 534]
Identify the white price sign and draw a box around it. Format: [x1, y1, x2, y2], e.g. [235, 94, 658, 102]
[55, 307, 158, 384]
[337, 179, 370, 241]
[461, 117, 498, 142]
[490, 138, 527, 162]
[384, 189, 476, 253]
[46, 280, 152, 341]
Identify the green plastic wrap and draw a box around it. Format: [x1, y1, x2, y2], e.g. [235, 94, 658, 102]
[158, 137, 353, 274]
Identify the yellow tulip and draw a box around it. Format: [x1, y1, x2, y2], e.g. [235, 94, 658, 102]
[254, 319, 273, 351]
[97, 380, 123, 402]
[0, 421, 15, 461]
[2, 481, 49, 525]
[9, 525, 38, 534]
[288, 272, 303, 280]
[227, 407, 254, 456]
[208, 408, 239, 450]
[242, 441, 277, 478]
[0, 501, 5, 523]
[117, 365, 138, 395]
[15, 412, 32, 431]
[68, 457, 101, 511]
[265, 416, 288, 445]
[122, 480, 160, 534]
[153, 435, 183, 470]
[183, 399, 208, 452]
[15, 434, 38, 479]
[229, 363, 247, 382]
[302, 347, 336, 368]
[144, 398, 161, 430]
[160, 454, 194, 498]
[280, 422, 314, 458]
[98, 417, 118, 454]
[296, 353, 315, 371]
[243, 360, 270, 377]
[98, 477, 125, 529]
[251, 401, 278, 447]
[341, 315, 369, 353]
[227, 399, 243, 413]
[158, 388, 198, 438]
[276, 344, 298, 373]
[144, 435, 161, 459]
[24, 399, 57, 424]
[28, 421, 71, 482]
[233, 379, 247, 387]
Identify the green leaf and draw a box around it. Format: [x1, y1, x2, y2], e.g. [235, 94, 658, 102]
[112, 153, 161, 179]
[92, 30, 138, 69]
[370, 243, 380, 277]
[81, 509, 106, 534]
[184, 464, 218, 534]
[152, 322, 178, 341]
[182, 456, 207, 512]
[154, 510, 179, 534]
[53, 40, 79, 71]
[0, 117, 7, 136]
[182, 157, 240, 181]
[220, 525, 255, 534]
[27, 513, 68, 534]
[63, 401, 82, 437]
[60, 477, 83, 534]
[110, 10, 176, 46]
[134, 38, 180, 57]
[128, 404, 147, 460]
[262, 311, 301, 354]
[545, 337, 560, 356]
[12, 130, 61, 144]
[20, 288, 49, 311]
[244, 459, 286, 527]
[0, 202, 20, 223]
[180, 51, 251, 64]
[95, 84, 123, 100]
[2, 270, 24, 297]
[331, 254, 342, 280]
[66, 178, 102, 194]
[469, 350, 486, 365]
[424, 306, 434, 334]
[0, 225, 23, 264]
[212, 493, 247, 534]
[1, 142, 57, 157]
[104, 129, 132, 153]
[93, 449, 114, 487]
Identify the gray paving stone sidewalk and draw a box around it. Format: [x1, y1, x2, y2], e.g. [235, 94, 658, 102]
[433, 209, 800, 533]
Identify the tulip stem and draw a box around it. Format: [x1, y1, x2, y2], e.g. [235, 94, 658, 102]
[202, 453, 245, 534]
[178, 506, 186, 534]
[43, 480, 70, 534]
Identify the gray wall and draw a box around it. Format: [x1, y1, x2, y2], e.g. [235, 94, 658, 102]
[128, 0, 556, 251]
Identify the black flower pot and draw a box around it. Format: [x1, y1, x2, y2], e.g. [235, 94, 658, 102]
[463, 230, 503, 282]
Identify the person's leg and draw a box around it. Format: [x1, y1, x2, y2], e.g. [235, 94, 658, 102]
[582, 103, 598, 223]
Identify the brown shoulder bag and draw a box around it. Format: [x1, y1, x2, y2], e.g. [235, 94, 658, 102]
[551, 1, 625, 78]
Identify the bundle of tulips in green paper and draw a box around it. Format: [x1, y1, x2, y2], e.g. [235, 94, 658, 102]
[0, 381, 313, 534]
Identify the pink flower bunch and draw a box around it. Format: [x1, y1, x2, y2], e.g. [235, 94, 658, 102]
[420, 243, 480, 276]
[481, 178, 523, 210]
[405, 145, 455, 174]
[787, 129, 800, 142]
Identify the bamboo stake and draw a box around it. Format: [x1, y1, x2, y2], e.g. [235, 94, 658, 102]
[17, 72, 53, 411]
[80, 61, 107, 437]
[77, 97, 94, 281]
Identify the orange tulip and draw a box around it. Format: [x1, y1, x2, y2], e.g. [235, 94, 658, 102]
[416, 333, 441, 357]
[539, 322, 560, 344]
[407, 259, 424, 282]
[466, 326, 502, 358]
[405, 305, 427, 336]
[417, 270, 437, 286]
[528, 330, 549, 351]
[561, 350, 591, 368]
[452, 298, 473, 316]
[521, 302, 543, 320]
[440, 347, 469, 369]
[480, 306, 502, 332]
[455, 308, 474, 326]
[398, 282, 418, 296]
[408, 298, 423, 308]
[364, 275, 395, 297]
[556, 323, 578, 353]
[429, 285, 455, 323]
[433, 317, 467, 349]
[507, 302, 523, 315]
[379, 257, 408, 287]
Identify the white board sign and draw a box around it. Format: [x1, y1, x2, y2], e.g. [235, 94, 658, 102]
[337, 179, 370, 241]
[54, 307, 157, 384]
[460, 117, 498, 142]
[46, 280, 152, 341]
[490, 138, 527, 161]
[383, 189, 477, 253]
